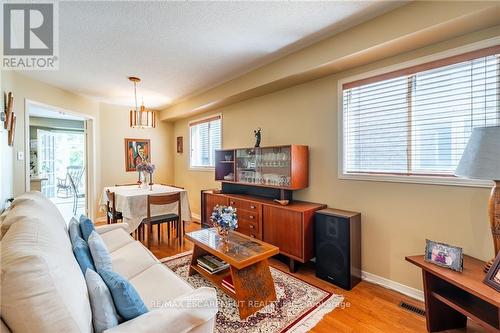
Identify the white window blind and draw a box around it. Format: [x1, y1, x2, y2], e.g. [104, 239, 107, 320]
[342, 47, 500, 177]
[189, 115, 221, 168]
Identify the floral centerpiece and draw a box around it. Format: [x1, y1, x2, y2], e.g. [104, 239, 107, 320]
[210, 205, 238, 242]
[136, 161, 156, 190]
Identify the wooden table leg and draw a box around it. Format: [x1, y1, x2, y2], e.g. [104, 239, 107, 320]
[422, 270, 467, 332]
[188, 244, 209, 276]
[231, 259, 277, 319]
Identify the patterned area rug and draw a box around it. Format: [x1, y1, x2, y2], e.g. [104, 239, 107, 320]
[161, 252, 343, 333]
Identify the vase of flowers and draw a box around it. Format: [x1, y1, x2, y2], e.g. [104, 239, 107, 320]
[210, 205, 238, 243]
[137, 161, 156, 190]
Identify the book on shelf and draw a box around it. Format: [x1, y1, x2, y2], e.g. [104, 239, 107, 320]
[221, 275, 234, 293]
[197, 255, 229, 274]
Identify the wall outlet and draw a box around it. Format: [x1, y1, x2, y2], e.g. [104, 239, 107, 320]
[17, 151, 24, 160]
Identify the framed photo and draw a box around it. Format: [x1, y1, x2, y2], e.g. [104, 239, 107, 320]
[176, 136, 183, 153]
[484, 252, 500, 292]
[125, 138, 150, 172]
[424, 239, 463, 272]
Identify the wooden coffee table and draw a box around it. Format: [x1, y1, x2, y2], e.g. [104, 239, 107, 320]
[186, 228, 279, 319]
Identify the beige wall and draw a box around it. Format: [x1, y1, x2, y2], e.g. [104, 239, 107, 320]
[98, 103, 174, 193]
[172, 28, 498, 291]
[1, 72, 102, 216]
[0, 74, 174, 217]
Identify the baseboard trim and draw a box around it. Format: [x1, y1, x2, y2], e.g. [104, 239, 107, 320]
[191, 213, 201, 222]
[362, 271, 424, 302]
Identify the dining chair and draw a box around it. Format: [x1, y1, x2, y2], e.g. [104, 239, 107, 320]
[160, 184, 185, 189]
[105, 190, 123, 224]
[141, 193, 181, 249]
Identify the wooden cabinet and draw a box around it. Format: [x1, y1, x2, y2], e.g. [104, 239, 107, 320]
[215, 145, 308, 190]
[201, 191, 229, 228]
[201, 190, 326, 271]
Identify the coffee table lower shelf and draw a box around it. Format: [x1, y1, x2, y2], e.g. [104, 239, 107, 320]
[189, 264, 236, 297]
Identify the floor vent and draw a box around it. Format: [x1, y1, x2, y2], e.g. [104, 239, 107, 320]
[399, 301, 425, 316]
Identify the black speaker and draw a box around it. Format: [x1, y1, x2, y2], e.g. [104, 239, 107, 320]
[315, 208, 361, 290]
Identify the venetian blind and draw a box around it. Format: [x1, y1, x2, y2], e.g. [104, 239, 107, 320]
[189, 115, 221, 168]
[342, 47, 500, 176]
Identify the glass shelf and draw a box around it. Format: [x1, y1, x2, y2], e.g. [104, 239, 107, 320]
[236, 147, 291, 188]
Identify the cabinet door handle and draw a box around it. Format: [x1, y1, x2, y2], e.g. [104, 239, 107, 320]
[230, 201, 235, 205]
[249, 215, 254, 219]
[249, 225, 255, 229]
[250, 234, 256, 238]
[250, 205, 256, 209]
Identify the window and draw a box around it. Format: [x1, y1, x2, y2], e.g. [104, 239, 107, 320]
[341, 46, 500, 182]
[189, 115, 221, 168]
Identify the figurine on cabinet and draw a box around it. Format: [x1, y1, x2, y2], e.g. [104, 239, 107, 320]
[254, 128, 261, 147]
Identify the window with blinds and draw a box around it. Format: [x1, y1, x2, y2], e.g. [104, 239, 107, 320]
[342, 46, 500, 178]
[189, 115, 221, 168]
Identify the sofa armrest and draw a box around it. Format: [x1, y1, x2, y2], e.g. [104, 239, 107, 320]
[95, 223, 130, 234]
[104, 287, 217, 333]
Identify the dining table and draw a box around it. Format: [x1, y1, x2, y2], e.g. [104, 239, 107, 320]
[99, 184, 191, 233]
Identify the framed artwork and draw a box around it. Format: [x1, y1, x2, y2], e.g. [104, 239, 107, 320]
[177, 136, 183, 153]
[484, 252, 500, 292]
[125, 138, 150, 172]
[424, 239, 463, 272]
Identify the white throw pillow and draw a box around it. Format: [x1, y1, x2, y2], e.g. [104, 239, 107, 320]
[88, 231, 113, 272]
[85, 269, 120, 333]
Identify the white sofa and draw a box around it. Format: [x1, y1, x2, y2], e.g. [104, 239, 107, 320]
[0, 192, 218, 333]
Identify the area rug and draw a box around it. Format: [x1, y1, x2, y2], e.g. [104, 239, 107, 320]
[161, 252, 344, 333]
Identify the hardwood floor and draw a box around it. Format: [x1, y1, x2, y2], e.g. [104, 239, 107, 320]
[125, 220, 486, 333]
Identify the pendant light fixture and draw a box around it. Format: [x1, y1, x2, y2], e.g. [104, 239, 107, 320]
[129, 76, 156, 128]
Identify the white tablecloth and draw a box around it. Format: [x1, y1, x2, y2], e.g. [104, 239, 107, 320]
[99, 184, 191, 232]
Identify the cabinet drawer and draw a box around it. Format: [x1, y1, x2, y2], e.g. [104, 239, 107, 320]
[237, 220, 260, 239]
[237, 209, 259, 223]
[228, 197, 261, 212]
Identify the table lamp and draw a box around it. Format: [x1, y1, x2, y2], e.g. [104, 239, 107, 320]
[455, 126, 500, 273]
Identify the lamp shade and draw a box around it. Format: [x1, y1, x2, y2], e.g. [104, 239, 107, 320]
[455, 126, 500, 181]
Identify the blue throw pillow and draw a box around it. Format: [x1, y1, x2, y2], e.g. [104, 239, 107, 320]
[68, 217, 82, 246]
[73, 237, 96, 274]
[80, 216, 96, 242]
[99, 270, 148, 320]
[88, 231, 113, 272]
[85, 269, 120, 333]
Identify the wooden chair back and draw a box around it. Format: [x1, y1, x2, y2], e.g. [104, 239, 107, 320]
[160, 184, 184, 189]
[106, 190, 117, 223]
[147, 193, 181, 221]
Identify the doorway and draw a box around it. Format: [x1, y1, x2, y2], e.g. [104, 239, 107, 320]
[26, 102, 88, 221]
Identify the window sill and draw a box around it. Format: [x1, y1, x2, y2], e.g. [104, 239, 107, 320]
[189, 167, 215, 172]
[339, 173, 492, 188]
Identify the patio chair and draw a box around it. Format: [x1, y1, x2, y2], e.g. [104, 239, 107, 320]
[57, 166, 84, 198]
[68, 173, 85, 215]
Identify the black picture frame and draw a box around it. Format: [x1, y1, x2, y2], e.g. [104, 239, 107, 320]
[484, 252, 500, 292]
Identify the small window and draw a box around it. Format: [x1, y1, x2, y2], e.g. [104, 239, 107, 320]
[189, 115, 222, 168]
[341, 46, 500, 181]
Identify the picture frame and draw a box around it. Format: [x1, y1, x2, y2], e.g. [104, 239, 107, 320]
[124, 138, 151, 172]
[484, 252, 500, 292]
[424, 239, 463, 272]
[177, 136, 183, 153]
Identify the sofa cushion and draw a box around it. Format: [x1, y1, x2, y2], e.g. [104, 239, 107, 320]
[88, 231, 113, 272]
[129, 263, 193, 310]
[80, 216, 96, 241]
[0, 191, 67, 240]
[100, 270, 148, 321]
[100, 227, 135, 253]
[1, 215, 92, 332]
[85, 269, 120, 333]
[73, 236, 96, 274]
[68, 217, 83, 245]
[110, 242, 158, 279]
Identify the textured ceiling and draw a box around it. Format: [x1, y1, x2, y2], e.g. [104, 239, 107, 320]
[23, 1, 404, 109]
